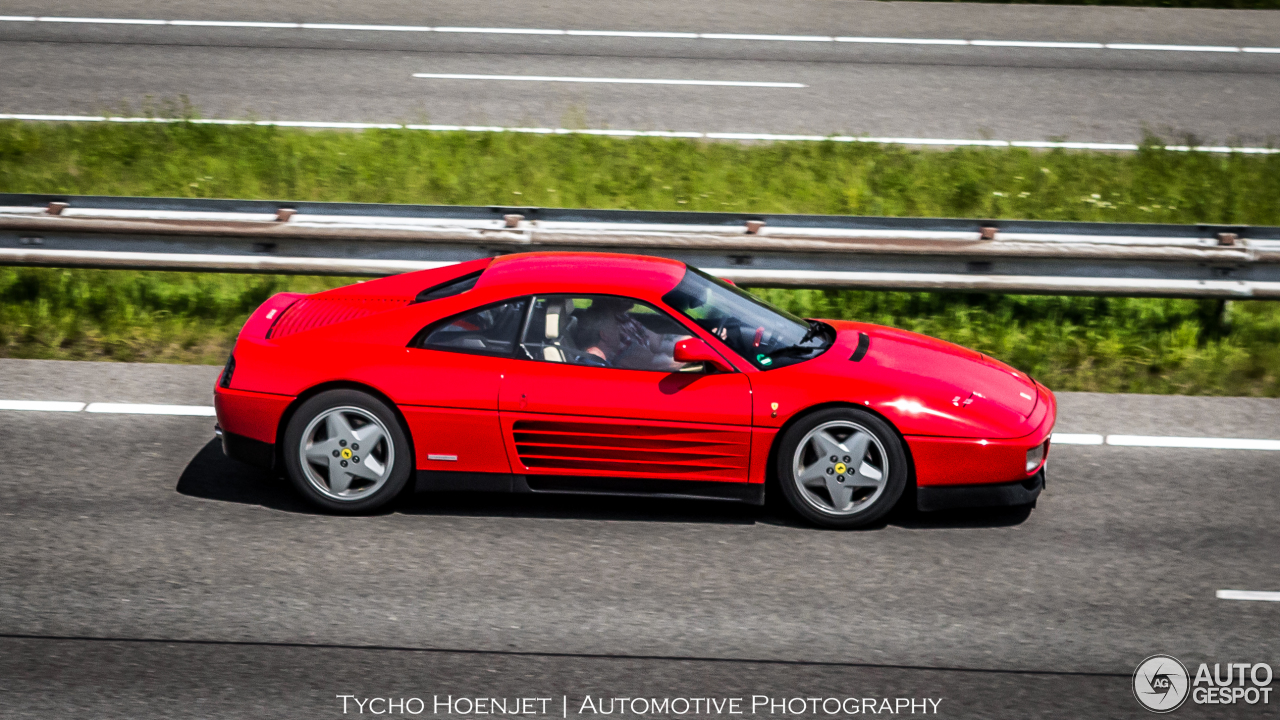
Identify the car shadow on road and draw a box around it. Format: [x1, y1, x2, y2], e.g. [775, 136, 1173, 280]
[397, 490, 767, 525]
[177, 438, 1035, 529]
[176, 438, 318, 514]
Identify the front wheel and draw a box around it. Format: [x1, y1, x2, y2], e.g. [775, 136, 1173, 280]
[776, 408, 908, 529]
[281, 389, 413, 513]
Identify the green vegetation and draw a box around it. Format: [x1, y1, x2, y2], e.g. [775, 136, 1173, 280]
[3, 268, 1278, 396]
[924, 0, 1276, 9]
[2, 121, 1278, 224]
[756, 289, 1280, 396]
[2, 119, 1280, 395]
[0, 268, 353, 364]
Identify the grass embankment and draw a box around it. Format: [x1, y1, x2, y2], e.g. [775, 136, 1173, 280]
[2, 120, 1280, 395]
[926, 0, 1277, 8]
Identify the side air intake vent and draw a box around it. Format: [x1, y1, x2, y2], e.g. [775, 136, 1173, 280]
[413, 271, 483, 304]
[850, 332, 871, 362]
[268, 296, 410, 340]
[512, 419, 749, 481]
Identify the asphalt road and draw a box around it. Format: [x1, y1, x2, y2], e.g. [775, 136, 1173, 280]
[0, 357, 1277, 718]
[1, 0, 1279, 144]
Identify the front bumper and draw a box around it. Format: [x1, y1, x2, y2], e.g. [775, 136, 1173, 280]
[916, 466, 1045, 512]
[216, 424, 276, 471]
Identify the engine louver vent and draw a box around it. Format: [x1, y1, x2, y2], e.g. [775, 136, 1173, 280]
[268, 296, 410, 340]
[512, 419, 749, 481]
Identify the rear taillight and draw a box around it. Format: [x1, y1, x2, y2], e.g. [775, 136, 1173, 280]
[219, 354, 235, 389]
[1025, 440, 1048, 473]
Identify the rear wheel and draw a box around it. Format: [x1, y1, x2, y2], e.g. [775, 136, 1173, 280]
[282, 389, 413, 513]
[776, 407, 908, 529]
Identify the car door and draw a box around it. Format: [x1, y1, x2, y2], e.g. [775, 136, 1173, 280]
[396, 297, 529, 475]
[498, 294, 753, 484]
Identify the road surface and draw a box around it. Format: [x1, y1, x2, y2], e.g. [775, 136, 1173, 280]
[0, 357, 1276, 717]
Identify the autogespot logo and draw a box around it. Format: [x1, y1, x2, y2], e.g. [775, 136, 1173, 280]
[1134, 655, 1190, 713]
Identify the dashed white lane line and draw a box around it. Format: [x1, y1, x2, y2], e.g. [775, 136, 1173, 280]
[1048, 433, 1104, 445]
[2, 15, 1278, 54]
[0, 400, 214, 416]
[2, 115, 1277, 155]
[1107, 435, 1280, 450]
[412, 73, 807, 88]
[1053, 433, 1280, 449]
[1217, 590, 1280, 602]
[0, 400, 87, 412]
[85, 403, 217, 416]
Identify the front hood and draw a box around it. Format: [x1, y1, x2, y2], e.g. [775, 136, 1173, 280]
[826, 322, 1040, 438]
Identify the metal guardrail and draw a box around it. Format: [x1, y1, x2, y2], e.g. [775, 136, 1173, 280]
[3, 193, 1280, 298]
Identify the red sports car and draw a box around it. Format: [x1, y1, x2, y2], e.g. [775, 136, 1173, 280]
[214, 252, 1054, 528]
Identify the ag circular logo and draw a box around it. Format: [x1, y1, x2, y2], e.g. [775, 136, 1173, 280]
[1134, 655, 1190, 713]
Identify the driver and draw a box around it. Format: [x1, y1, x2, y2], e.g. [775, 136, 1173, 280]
[572, 299, 687, 371]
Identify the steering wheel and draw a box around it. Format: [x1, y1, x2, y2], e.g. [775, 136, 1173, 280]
[712, 315, 731, 342]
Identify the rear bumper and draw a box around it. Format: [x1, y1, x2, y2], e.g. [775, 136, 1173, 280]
[917, 467, 1045, 512]
[217, 424, 276, 471]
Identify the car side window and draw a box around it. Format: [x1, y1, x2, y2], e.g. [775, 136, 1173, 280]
[520, 295, 696, 372]
[414, 298, 528, 357]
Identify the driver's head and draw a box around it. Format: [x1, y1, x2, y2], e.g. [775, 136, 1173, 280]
[573, 306, 624, 355]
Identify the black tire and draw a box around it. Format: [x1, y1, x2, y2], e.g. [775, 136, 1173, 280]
[775, 407, 908, 529]
[281, 389, 413, 514]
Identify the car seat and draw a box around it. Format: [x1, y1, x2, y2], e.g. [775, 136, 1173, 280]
[540, 299, 579, 362]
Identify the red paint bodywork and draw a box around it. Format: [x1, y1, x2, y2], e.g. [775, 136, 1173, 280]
[214, 253, 1055, 492]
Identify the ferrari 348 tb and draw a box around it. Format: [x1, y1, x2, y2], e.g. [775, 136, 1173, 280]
[214, 252, 1054, 528]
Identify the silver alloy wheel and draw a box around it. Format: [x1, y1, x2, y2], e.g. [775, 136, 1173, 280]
[791, 420, 888, 516]
[298, 406, 395, 502]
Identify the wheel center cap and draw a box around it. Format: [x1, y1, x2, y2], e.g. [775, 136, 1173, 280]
[833, 462, 847, 475]
[341, 448, 353, 460]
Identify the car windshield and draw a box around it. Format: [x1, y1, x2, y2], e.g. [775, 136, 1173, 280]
[662, 266, 834, 370]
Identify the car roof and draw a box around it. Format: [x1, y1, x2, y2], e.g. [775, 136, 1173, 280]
[476, 252, 689, 298]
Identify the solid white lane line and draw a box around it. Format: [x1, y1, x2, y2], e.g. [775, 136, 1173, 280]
[3, 115, 1278, 155]
[0, 400, 87, 412]
[432, 26, 564, 35]
[1050, 433, 1104, 445]
[169, 20, 299, 28]
[1105, 42, 1239, 52]
[2, 16, 1277, 54]
[836, 36, 966, 46]
[84, 403, 216, 416]
[699, 33, 832, 42]
[39, 16, 166, 25]
[412, 73, 806, 88]
[301, 23, 433, 32]
[1107, 435, 1280, 450]
[566, 30, 699, 39]
[1217, 590, 1280, 602]
[971, 40, 1105, 49]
